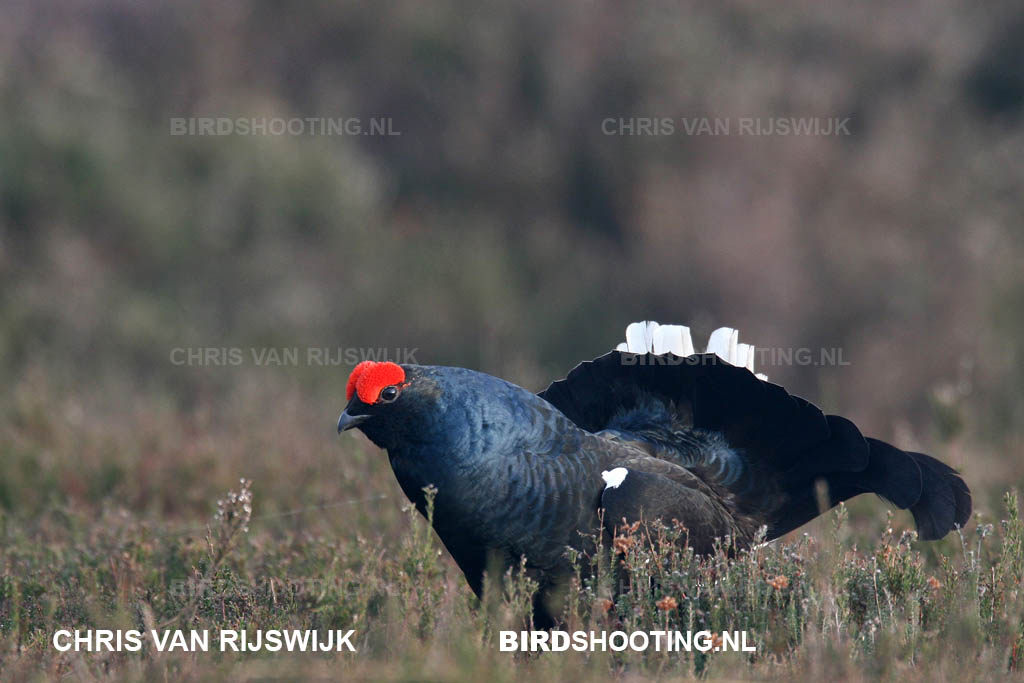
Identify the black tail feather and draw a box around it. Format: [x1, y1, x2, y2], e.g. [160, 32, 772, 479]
[769, 437, 970, 541]
[857, 438, 925, 510]
[768, 415, 874, 539]
[905, 450, 972, 540]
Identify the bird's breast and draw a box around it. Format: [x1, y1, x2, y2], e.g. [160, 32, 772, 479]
[387, 435, 611, 571]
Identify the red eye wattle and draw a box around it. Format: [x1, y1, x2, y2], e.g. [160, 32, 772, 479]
[345, 360, 374, 401]
[346, 361, 406, 404]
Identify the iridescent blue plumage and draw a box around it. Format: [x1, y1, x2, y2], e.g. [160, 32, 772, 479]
[338, 353, 971, 627]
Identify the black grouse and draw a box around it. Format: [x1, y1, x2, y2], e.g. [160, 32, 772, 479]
[337, 321, 971, 627]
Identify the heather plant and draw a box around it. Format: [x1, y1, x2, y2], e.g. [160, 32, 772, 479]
[2, 471, 1023, 679]
[1, 2, 1021, 681]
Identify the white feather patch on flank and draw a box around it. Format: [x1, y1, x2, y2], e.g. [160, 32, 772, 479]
[601, 467, 629, 489]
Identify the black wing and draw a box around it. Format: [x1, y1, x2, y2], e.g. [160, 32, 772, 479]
[598, 455, 749, 554]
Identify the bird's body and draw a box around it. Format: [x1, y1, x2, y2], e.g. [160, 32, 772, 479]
[338, 323, 971, 626]
[358, 366, 612, 598]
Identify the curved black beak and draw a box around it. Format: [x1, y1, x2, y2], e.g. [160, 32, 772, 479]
[337, 410, 371, 433]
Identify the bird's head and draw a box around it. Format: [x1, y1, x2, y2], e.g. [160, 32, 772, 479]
[337, 360, 546, 458]
[337, 360, 472, 454]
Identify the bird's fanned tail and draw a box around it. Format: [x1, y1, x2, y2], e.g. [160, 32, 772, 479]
[540, 322, 971, 543]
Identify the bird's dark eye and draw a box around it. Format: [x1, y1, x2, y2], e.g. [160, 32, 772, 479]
[379, 385, 399, 403]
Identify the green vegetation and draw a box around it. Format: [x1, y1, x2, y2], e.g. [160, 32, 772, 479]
[2, 1, 1023, 680]
[1, 464, 1022, 680]
[2, 369, 1023, 680]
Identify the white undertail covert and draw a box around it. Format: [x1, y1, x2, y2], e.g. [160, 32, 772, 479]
[616, 321, 768, 381]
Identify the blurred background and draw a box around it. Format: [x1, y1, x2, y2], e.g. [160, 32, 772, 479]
[1, 0, 1022, 526]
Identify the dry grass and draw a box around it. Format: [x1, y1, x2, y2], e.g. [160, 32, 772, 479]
[1, 369, 1023, 681]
